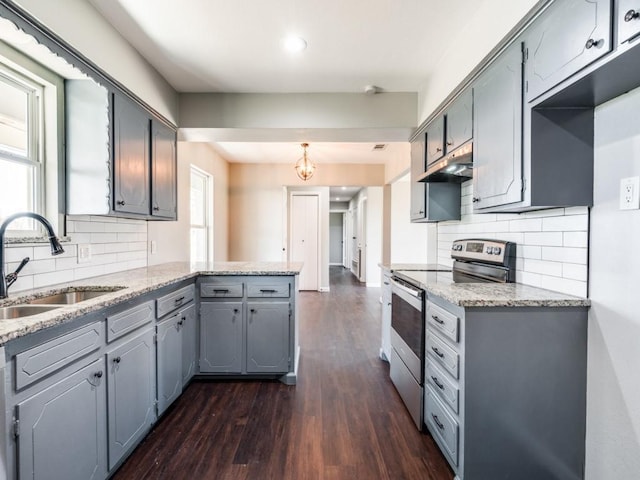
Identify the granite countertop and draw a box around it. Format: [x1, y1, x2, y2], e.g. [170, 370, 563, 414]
[394, 271, 590, 308]
[0, 261, 303, 346]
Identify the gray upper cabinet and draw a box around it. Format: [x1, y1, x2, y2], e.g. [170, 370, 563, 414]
[106, 328, 155, 470]
[473, 41, 524, 210]
[425, 116, 445, 165]
[445, 89, 473, 151]
[157, 313, 183, 415]
[113, 95, 151, 216]
[618, 0, 640, 44]
[151, 120, 177, 219]
[199, 302, 243, 373]
[525, 0, 612, 102]
[181, 303, 197, 386]
[410, 135, 427, 221]
[246, 302, 290, 374]
[17, 358, 107, 480]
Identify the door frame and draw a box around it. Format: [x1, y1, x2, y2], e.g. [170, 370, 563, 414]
[288, 191, 322, 291]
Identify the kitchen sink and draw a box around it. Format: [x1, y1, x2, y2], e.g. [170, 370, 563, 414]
[26, 287, 125, 305]
[0, 305, 60, 320]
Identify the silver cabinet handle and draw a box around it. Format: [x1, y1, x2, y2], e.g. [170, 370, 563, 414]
[625, 9, 639, 22]
[432, 315, 444, 325]
[431, 376, 445, 390]
[431, 346, 444, 358]
[432, 414, 444, 430]
[585, 38, 603, 49]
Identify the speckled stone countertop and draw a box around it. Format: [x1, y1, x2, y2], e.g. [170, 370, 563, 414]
[378, 263, 452, 272]
[0, 261, 303, 346]
[394, 271, 590, 308]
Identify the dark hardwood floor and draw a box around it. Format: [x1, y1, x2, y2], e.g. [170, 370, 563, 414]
[113, 266, 454, 480]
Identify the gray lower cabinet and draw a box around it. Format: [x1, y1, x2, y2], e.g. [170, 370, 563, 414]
[246, 302, 290, 373]
[380, 271, 392, 362]
[156, 313, 183, 415]
[525, 0, 612, 102]
[424, 296, 588, 480]
[199, 302, 243, 373]
[16, 357, 107, 480]
[181, 303, 197, 386]
[472, 40, 524, 210]
[106, 327, 155, 470]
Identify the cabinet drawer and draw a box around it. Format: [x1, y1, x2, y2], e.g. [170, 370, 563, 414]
[200, 283, 244, 298]
[156, 284, 195, 318]
[106, 300, 154, 342]
[426, 359, 459, 414]
[426, 301, 459, 343]
[425, 385, 459, 466]
[246, 283, 290, 298]
[15, 322, 104, 390]
[426, 332, 459, 379]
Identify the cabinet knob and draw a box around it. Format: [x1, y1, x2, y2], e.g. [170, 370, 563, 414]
[153, 205, 160, 211]
[113, 356, 121, 364]
[94, 371, 103, 378]
[233, 308, 239, 314]
[446, 141, 453, 146]
[250, 308, 256, 313]
[419, 210, 424, 214]
[177, 319, 184, 326]
[116, 200, 125, 206]
[625, 9, 639, 22]
[472, 197, 481, 203]
[436, 147, 442, 153]
[585, 38, 603, 49]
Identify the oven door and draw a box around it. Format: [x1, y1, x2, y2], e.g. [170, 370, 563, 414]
[390, 277, 424, 382]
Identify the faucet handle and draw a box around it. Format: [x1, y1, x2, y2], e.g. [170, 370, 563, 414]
[6, 257, 30, 288]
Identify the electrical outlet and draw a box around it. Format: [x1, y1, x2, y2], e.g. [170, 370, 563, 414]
[77, 244, 91, 264]
[620, 176, 640, 210]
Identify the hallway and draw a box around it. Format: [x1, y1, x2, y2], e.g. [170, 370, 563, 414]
[113, 266, 454, 479]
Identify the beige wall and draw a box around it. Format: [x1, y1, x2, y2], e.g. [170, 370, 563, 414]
[148, 142, 229, 264]
[14, 0, 178, 123]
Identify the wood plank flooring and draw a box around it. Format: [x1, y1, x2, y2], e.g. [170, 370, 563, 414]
[113, 267, 454, 480]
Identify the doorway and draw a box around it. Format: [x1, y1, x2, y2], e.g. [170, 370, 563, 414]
[290, 193, 320, 291]
[329, 212, 344, 266]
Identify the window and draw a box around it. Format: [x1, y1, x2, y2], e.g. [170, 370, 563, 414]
[190, 166, 213, 263]
[0, 65, 43, 232]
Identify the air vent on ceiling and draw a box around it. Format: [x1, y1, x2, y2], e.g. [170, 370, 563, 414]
[372, 144, 387, 151]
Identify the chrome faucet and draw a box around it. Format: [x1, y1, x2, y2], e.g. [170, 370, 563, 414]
[0, 212, 65, 299]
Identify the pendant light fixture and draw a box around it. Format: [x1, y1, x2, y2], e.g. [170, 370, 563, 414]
[295, 142, 316, 181]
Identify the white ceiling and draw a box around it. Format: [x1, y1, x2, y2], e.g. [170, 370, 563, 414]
[88, 0, 493, 94]
[329, 186, 361, 202]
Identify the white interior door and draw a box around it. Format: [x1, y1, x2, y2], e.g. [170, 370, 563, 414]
[291, 194, 319, 290]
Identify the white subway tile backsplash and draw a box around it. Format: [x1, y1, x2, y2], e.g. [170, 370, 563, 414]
[563, 231, 588, 248]
[509, 218, 542, 232]
[562, 263, 588, 281]
[520, 245, 542, 260]
[524, 259, 563, 277]
[542, 246, 587, 264]
[523, 232, 564, 246]
[542, 214, 588, 232]
[538, 276, 587, 297]
[5, 216, 148, 294]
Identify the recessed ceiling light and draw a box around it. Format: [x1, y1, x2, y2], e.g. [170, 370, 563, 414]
[336, 197, 340, 201]
[283, 36, 307, 53]
[341, 186, 347, 190]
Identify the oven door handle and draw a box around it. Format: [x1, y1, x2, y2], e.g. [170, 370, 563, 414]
[390, 277, 422, 299]
[390, 278, 423, 311]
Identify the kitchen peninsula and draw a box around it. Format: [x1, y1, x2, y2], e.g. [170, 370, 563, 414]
[0, 261, 302, 480]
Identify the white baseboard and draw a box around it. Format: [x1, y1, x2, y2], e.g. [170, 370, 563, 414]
[329, 263, 343, 266]
[366, 282, 381, 288]
[319, 286, 330, 293]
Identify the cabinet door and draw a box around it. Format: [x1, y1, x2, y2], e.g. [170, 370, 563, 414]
[151, 120, 177, 219]
[107, 328, 155, 469]
[445, 89, 473, 152]
[157, 314, 182, 415]
[410, 134, 427, 222]
[473, 41, 524, 210]
[618, 0, 640, 44]
[425, 116, 445, 165]
[113, 95, 150, 215]
[17, 358, 107, 480]
[525, 0, 612, 101]
[180, 303, 197, 386]
[381, 273, 392, 361]
[199, 302, 243, 373]
[246, 302, 290, 374]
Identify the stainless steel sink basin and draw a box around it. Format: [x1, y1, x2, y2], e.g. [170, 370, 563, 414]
[27, 287, 124, 305]
[0, 305, 60, 319]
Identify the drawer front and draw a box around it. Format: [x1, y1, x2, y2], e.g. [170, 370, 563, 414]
[15, 322, 104, 390]
[425, 359, 459, 414]
[426, 331, 459, 379]
[246, 283, 290, 298]
[157, 284, 195, 318]
[200, 283, 244, 298]
[425, 385, 459, 466]
[426, 301, 459, 343]
[106, 300, 154, 342]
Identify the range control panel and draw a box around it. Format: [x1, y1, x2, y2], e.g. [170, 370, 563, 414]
[451, 239, 516, 266]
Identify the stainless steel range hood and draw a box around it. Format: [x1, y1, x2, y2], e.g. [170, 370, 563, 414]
[419, 141, 473, 183]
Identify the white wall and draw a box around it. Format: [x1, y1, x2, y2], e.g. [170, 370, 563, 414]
[148, 142, 229, 264]
[585, 86, 640, 479]
[365, 187, 383, 287]
[390, 176, 437, 264]
[437, 182, 589, 297]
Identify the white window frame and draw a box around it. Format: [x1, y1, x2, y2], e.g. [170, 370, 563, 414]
[0, 64, 45, 235]
[190, 166, 214, 264]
